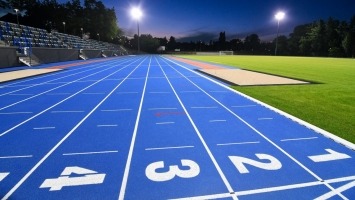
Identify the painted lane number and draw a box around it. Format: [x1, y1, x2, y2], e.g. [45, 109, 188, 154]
[0, 172, 9, 182]
[229, 154, 282, 174]
[308, 149, 351, 162]
[40, 166, 105, 191]
[145, 159, 200, 182]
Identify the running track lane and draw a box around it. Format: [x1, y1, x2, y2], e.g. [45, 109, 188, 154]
[0, 55, 354, 199]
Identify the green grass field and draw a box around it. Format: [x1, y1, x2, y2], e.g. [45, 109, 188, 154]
[178, 55, 355, 143]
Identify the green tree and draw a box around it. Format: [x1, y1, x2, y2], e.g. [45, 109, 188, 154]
[343, 15, 355, 57]
[218, 31, 226, 50]
[244, 34, 260, 54]
[288, 24, 310, 55]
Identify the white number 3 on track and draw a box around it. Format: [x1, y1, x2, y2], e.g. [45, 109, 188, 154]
[145, 159, 200, 182]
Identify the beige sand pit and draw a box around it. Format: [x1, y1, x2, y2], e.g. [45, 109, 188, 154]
[0, 69, 61, 83]
[199, 69, 309, 86]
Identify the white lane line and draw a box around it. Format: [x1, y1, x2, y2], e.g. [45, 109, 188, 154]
[169, 193, 233, 200]
[33, 127, 55, 130]
[149, 91, 170, 94]
[0, 58, 123, 96]
[315, 180, 355, 200]
[148, 107, 177, 110]
[2, 57, 146, 200]
[191, 106, 218, 109]
[258, 118, 273, 120]
[51, 110, 84, 113]
[45, 93, 71, 95]
[8, 94, 33, 96]
[0, 155, 33, 159]
[180, 91, 200, 93]
[101, 109, 133, 112]
[209, 120, 227, 123]
[156, 122, 175, 125]
[171, 175, 355, 199]
[0, 59, 138, 137]
[0, 59, 132, 111]
[0, 112, 33, 115]
[145, 146, 194, 151]
[156, 57, 237, 200]
[117, 92, 138, 94]
[232, 105, 257, 108]
[119, 57, 151, 200]
[97, 124, 118, 127]
[163, 56, 347, 199]
[217, 141, 260, 146]
[281, 137, 318, 142]
[210, 91, 230, 93]
[63, 150, 118, 156]
[82, 92, 105, 95]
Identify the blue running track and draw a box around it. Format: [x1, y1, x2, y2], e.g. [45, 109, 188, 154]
[0, 55, 354, 199]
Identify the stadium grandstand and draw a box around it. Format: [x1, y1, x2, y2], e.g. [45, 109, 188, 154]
[0, 20, 128, 67]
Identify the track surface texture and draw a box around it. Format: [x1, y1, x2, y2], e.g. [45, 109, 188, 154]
[0, 55, 354, 200]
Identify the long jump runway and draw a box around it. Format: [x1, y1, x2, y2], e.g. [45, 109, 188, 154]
[0, 55, 354, 199]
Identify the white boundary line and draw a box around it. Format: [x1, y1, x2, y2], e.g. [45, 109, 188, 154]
[217, 141, 260, 146]
[118, 56, 151, 200]
[156, 122, 175, 125]
[281, 137, 318, 142]
[0, 112, 33, 115]
[62, 150, 118, 156]
[156, 57, 238, 200]
[0, 155, 33, 159]
[33, 127, 55, 130]
[2, 56, 147, 200]
[145, 146, 194, 151]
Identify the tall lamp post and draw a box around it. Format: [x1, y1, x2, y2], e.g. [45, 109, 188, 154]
[130, 7, 142, 54]
[274, 11, 285, 56]
[63, 22, 66, 34]
[14, 9, 19, 26]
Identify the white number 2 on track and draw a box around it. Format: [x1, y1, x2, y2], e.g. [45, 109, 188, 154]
[229, 154, 282, 174]
[145, 159, 200, 182]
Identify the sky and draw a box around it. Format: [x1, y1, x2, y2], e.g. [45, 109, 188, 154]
[109, 0, 355, 42]
[3, 0, 355, 42]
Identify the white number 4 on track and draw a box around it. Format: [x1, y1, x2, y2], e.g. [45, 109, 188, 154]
[40, 166, 106, 191]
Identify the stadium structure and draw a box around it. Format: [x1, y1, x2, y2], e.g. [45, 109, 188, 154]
[0, 20, 128, 68]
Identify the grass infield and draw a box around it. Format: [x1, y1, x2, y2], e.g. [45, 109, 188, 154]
[178, 55, 355, 143]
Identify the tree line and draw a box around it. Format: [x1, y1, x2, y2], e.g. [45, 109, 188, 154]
[1, 0, 121, 42]
[125, 16, 355, 57]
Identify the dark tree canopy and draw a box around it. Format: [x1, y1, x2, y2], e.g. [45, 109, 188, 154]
[1, 0, 122, 43]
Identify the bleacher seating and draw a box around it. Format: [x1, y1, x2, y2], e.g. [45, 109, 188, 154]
[0, 20, 127, 55]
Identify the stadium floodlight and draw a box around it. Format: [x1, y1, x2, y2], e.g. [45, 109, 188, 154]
[274, 11, 285, 55]
[14, 9, 19, 26]
[130, 7, 143, 53]
[63, 22, 66, 34]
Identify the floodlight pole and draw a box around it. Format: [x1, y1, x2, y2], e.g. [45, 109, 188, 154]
[14, 9, 19, 26]
[275, 19, 280, 56]
[274, 12, 285, 56]
[137, 20, 140, 53]
[131, 7, 142, 54]
[63, 22, 66, 34]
